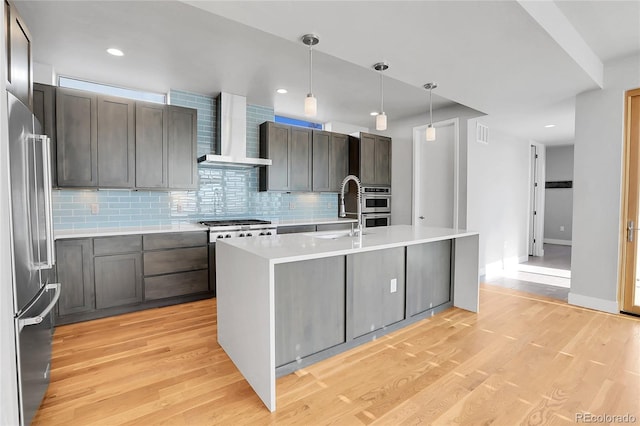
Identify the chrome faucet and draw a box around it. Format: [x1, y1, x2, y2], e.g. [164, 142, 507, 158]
[339, 175, 363, 236]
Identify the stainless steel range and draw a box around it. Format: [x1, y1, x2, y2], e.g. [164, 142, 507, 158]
[200, 219, 277, 242]
[201, 219, 277, 295]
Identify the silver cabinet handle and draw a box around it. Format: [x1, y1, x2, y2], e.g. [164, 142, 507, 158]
[18, 283, 61, 331]
[36, 135, 55, 269]
[628, 220, 640, 242]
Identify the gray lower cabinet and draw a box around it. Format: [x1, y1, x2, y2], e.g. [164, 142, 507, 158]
[347, 247, 405, 339]
[56, 87, 98, 187]
[94, 253, 142, 309]
[55, 231, 211, 324]
[56, 238, 95, 316]
[275, 256, 346, 367]
[406, 241, 452, 316]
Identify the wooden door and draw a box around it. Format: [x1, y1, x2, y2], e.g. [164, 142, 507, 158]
[33, 83, 57, 187]
[312, 130, 331, 191]
[329, 133, 349, 191]
[56, 239, 95, 316]
[289, 127, 312, 191]
[260, 122, 290, 191]
[359, 133, 376, 185]
[621, 88, 640, 315]
[6, 0, 32, 109]
[56, 88, 98, 187]
[94, 253, 142, 309]
[374, 135, 391, 185]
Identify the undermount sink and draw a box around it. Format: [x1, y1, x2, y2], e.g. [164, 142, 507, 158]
[305, 230, 367, 239]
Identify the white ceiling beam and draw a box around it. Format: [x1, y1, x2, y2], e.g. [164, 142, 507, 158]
[518, 0, 603, 88]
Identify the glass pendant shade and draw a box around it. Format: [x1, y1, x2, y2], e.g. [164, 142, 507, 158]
[304, 94, 317, 117]
[426, 125, 436, 141]
[376, 112, 387, 131]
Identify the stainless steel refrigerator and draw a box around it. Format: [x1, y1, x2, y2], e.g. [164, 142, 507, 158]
[7, 91, 61, 426]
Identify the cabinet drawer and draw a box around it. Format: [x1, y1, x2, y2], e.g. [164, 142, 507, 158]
[277, 225, 316, 234]
[143, 246, 207, 276]
[94, 235, 142, 256]
[143, 232, 207, 250]
[144, 270, 209, 300]
[316, 223, 353, 232]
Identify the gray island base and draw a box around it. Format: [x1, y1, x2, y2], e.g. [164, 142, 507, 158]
[216, 224, 479, 411]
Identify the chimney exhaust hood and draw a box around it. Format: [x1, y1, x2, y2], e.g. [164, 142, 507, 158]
[197, 92, 272, 168]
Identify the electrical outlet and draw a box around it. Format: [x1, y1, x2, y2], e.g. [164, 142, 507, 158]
[390, 278, 397, 293]
[177, 202, 183, 213]
[90, 203, 99, 215]
[560, 225, 565, 231]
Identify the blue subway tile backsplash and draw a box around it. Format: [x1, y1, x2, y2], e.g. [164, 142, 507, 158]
[52, 89, 338, 230]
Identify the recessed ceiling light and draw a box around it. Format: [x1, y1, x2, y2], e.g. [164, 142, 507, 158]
[544, 124, 556, 128]
[276, 88, 288, 94]
[106, 48, 124, 57]
[370, 111, 378, 116]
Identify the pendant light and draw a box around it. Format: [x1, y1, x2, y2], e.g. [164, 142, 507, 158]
[302, 34, 319, 117]
[424, 82, 438, 141]
[373, 62, 389, 131]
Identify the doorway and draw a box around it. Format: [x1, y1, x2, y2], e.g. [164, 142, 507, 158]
[412, 118, 459, 228]
[620, 88, 640, 316]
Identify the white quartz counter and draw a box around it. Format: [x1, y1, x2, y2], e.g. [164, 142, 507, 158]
[218, 224, 477, 263]
[274, 217, 357, 227]
[54, 223, 208, 239]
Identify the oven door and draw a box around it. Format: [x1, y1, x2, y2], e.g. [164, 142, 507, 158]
[362, 213, 391, 229]
[362, 195, 392, 213]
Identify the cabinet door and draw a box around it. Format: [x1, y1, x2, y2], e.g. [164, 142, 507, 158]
[329, 133, 349, 191]
[374, 136, 391, 185]
[56, 88, 98, 187]
[167, 105, 197, 190]
[6, 0, 32, 109]
[260, 122, 290, 191]
[406, 240, 452, 316]
[312, 130, 330, 191]
[56, 239, 95, 316]
[94, 253, 142, 309]
[97, 95, 135, 188]
[289, 127, 312, 191]
[33, 83, 57, 187]
[359, 133, 376, 185]
[348, 247, 405, 339]
[275, 256, 345, 366]
[135, 102, 167, 188]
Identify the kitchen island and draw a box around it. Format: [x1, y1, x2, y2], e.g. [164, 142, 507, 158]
[216, 224, 479, 411]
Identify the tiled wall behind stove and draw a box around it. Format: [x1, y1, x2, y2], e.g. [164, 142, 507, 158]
[52, 90, 338, 230]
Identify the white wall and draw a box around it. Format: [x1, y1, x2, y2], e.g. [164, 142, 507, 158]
[544, 144, 574, 243]
[467, 120, 531, 276]
[570, 53, 640, 313]
[385, 104, 484, 227]
[323, 120, 368, 136]
[1, 5, 20, 425]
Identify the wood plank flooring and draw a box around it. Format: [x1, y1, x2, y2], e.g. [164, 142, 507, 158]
[32, 284, 640, 425]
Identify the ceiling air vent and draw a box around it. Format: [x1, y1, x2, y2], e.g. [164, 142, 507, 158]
[476, 122, 489, 144]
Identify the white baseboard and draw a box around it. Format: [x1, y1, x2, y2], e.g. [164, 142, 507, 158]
[518, 255, 528, 263]
[568, 292, 618, 314]
[544, 238, 572, 246]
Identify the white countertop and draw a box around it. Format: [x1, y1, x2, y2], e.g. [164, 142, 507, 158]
[54, 223, 208, 239]
[218, 224, 478, 263]
[275, 218, 357, 227]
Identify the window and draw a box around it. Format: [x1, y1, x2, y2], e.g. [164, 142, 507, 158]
[275, 115, 323, 129]
[58, 76, 166, 104]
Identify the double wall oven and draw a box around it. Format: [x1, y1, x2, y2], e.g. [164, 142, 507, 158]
[361, 186, 391, 229]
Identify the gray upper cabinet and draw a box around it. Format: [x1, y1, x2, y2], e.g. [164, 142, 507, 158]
[97, 95, 135, 188]
[259, 122, 311, 192]
[312, 130, 349, 192]
[167, 105, 198, 190]
[33, 83, 57, 187]
[135, 102, 167, 189]
[56, 88, 98, 187]
[5, 0, 32, 109]
[350, 132, 392, 186]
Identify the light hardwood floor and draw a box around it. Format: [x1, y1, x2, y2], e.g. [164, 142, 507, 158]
[33, 284, 640, 425]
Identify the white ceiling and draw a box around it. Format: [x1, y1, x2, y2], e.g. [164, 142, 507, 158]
[15, 1, 640, 146]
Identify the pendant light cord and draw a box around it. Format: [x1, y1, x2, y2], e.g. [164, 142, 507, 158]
[429, 87, 433, 126]
[380, 70, 384, 113]
[308, 44, 313, 95]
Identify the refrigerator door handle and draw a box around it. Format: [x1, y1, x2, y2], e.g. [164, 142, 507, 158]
[18, 283, 61, 332]
[36, 134, 55, 269]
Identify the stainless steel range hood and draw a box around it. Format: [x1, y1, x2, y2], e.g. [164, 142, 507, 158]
[198, 92, 272, 168]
